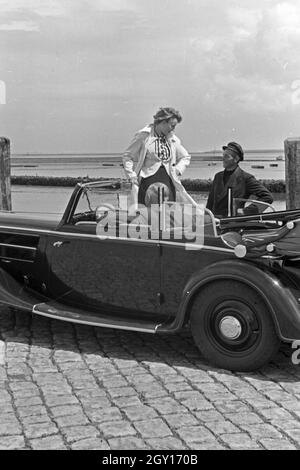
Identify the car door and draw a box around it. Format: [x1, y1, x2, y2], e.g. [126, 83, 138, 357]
[159, 206, 233, 316]
[44, 185, 161, 316]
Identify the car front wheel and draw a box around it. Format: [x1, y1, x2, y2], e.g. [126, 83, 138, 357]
[190, 280, 280, 371]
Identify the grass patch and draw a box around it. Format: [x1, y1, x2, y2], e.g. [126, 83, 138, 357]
[11, 175, 286, 193]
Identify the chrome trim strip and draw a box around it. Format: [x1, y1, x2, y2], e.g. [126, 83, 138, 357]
[0, 224, 233, 253]
[0, 257, 34, 263]
[75, 221, 96, 226]
[32, 305, 157, 333]
[0, 243, 36, 251]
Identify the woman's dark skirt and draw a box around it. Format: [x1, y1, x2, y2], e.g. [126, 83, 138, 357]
[138, 166, 176, 206]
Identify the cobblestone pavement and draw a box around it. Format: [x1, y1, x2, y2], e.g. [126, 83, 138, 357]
[1, 307, 300, 450]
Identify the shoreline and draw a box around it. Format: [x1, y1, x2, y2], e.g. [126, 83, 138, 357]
[10, 175, 286, 193]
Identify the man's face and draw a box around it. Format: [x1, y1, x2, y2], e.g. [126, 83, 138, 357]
[160, 118, 178, 136]
[223, 148, 239, 170]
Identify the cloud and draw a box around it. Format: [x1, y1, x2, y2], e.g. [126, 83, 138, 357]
[1, 0, 300, 151]
[0, 20, 39, 31]
[182, 0, 300, 113]
[87, 0, 136, 12]
[0, 0, 66, 17]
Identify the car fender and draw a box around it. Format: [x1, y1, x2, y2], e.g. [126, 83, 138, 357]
[164, 259, 300, 341]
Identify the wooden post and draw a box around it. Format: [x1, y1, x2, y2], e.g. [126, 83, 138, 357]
[0, 137, 12, 211]
[284, 138, 300, 210]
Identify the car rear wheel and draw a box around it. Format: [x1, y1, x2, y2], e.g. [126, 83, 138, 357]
[190, 280, 280, 371]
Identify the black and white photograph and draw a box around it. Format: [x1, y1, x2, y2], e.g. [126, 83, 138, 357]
[1, 0, 300, 453]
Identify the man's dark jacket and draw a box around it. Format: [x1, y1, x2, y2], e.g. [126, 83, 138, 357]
[206, 166, 273, 217]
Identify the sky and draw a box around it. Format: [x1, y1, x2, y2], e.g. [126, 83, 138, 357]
[0, 0, 300, 153]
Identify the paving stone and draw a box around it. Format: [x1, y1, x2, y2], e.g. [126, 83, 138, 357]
[15, 396, 43, 407]
[240, 423, 283, 439]
[194, 382, 232, 396]
[195, 410, 225, 422]
[32, 373, 67, 386]
[107, 387, 137, 398]
[23, 422, 59, 439]
[0, 404, 14, 415]
[112, 396, 143, 408]
[61, 425, 99, 443]
[0, 422, 22, 435]
[141, 388, 169, 399]
[283, 429, 300, 445]
[187, 441, 226, 450]
[79, 396, 111, 409]
[0, 436, 26, 450]
[76, 388, 107, 399]
[220, 433, 261, 450]
[133, 418, 172, 438]
[259, 438, 297, 450]
[0, 392, 12, 404]
[214, 400, 252, 414]
[176, 425, 216, 443]
[281, 401, 300, 413]
[205, 419, 240, 435]
[226, 411, 264, 425]
[54, 413, 89, 428]
[22, 415, 53, 426]
[85, 406, 122, 423]
[279, 382, 300, 395]
[49, 405, 84, 418]
[40, 385, 72, 395]
[263, 390, 295, 403]
[245, 398, 276, 409]
[163, 413, 199, 429]
[43, 394, 79, 407]
[173, 391, 213, 411]
[17, 405, 49, 418]
[271, 420, 300, 431]
[9, 381, 37, 392]
[147, 398, 188, 415]
[0, 413, 20, 425]
[122, 405, 158, 421]
[98, 420, 137, 438]
[108, 437, 148, 450]
[12, 389, 41, 399]
[164, 382, 193, 393]
[146, 437, 188, 450]
[29, 435, 67, 450]
[70, 438, 110, 450]
[258, 407, 295, 422]
[101, 376, 129, 388]
[174, 367, 214, 383]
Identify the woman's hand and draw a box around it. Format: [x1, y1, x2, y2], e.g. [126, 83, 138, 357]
[131, 176, 139, 186]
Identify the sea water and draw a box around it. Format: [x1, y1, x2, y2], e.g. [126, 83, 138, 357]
[11, 150, 285, 180]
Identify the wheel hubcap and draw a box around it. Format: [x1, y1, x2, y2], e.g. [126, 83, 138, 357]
[206, 299, 261, 354]
[219, 315, 243, 340]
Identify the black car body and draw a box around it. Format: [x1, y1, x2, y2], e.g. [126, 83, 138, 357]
[1, 180, 300, 371]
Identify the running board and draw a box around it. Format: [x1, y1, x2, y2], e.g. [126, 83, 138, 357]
[32, 302, 165, 333]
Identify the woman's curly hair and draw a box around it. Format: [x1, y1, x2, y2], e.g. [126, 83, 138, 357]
[153, 107, 182, 124]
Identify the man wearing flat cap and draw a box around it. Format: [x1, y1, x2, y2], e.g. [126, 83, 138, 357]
[206, 142, 273, 218]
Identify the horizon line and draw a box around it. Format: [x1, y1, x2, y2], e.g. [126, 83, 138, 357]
[11, 148, 284, 156]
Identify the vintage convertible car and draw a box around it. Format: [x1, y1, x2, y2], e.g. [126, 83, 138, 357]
[1, 179, 300, 372]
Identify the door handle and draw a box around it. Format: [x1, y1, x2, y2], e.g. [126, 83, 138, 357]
[53, 240, 70, 247]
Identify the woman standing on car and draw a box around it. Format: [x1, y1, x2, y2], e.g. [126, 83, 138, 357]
[123, 107, 196, 209]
